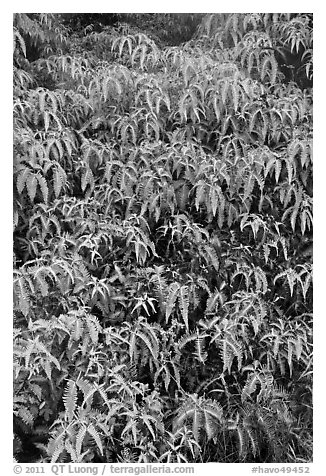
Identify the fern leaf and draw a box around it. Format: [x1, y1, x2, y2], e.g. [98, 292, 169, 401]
[195, 331, 208, 363]
[16, 167, 30, 194]
[165, 282, 180, 322]
[37, 173, 48, 203]
[53, 165, 66, 198]
[179, 285, 189, 330]
[63, 379, 77, 421]
[76, 425, 87, 457]
[17, 407, 34, 426]
[87, 424, 103, 455]
[26, 173, 38, 203]
[174, 394, 223, 443]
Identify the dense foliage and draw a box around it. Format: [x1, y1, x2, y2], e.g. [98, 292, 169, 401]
[13, 13, 313, 463]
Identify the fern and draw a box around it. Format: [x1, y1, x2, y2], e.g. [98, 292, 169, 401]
[13, 12, 312, 464]
[87, 424, 103, 456]
[63, 380, 77, 421]
[173, 394, 223, 442]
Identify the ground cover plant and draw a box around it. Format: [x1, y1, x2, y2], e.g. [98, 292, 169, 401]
[13, 13, 313, 463]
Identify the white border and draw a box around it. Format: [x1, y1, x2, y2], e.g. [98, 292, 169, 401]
[3, 4, 325, 475]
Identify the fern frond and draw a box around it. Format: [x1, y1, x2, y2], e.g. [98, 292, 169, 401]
[179, 285, 189, 330]
[87, 424, 103, 456]
[63, 380, 77, 422]
[165, 282, 180, 323]
[173, 394, 223, 442]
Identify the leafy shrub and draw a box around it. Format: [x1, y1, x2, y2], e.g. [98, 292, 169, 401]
[13, 13, 312, 463]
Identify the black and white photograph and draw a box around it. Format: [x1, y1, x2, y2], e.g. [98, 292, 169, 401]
[11, 5, 316, 471]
